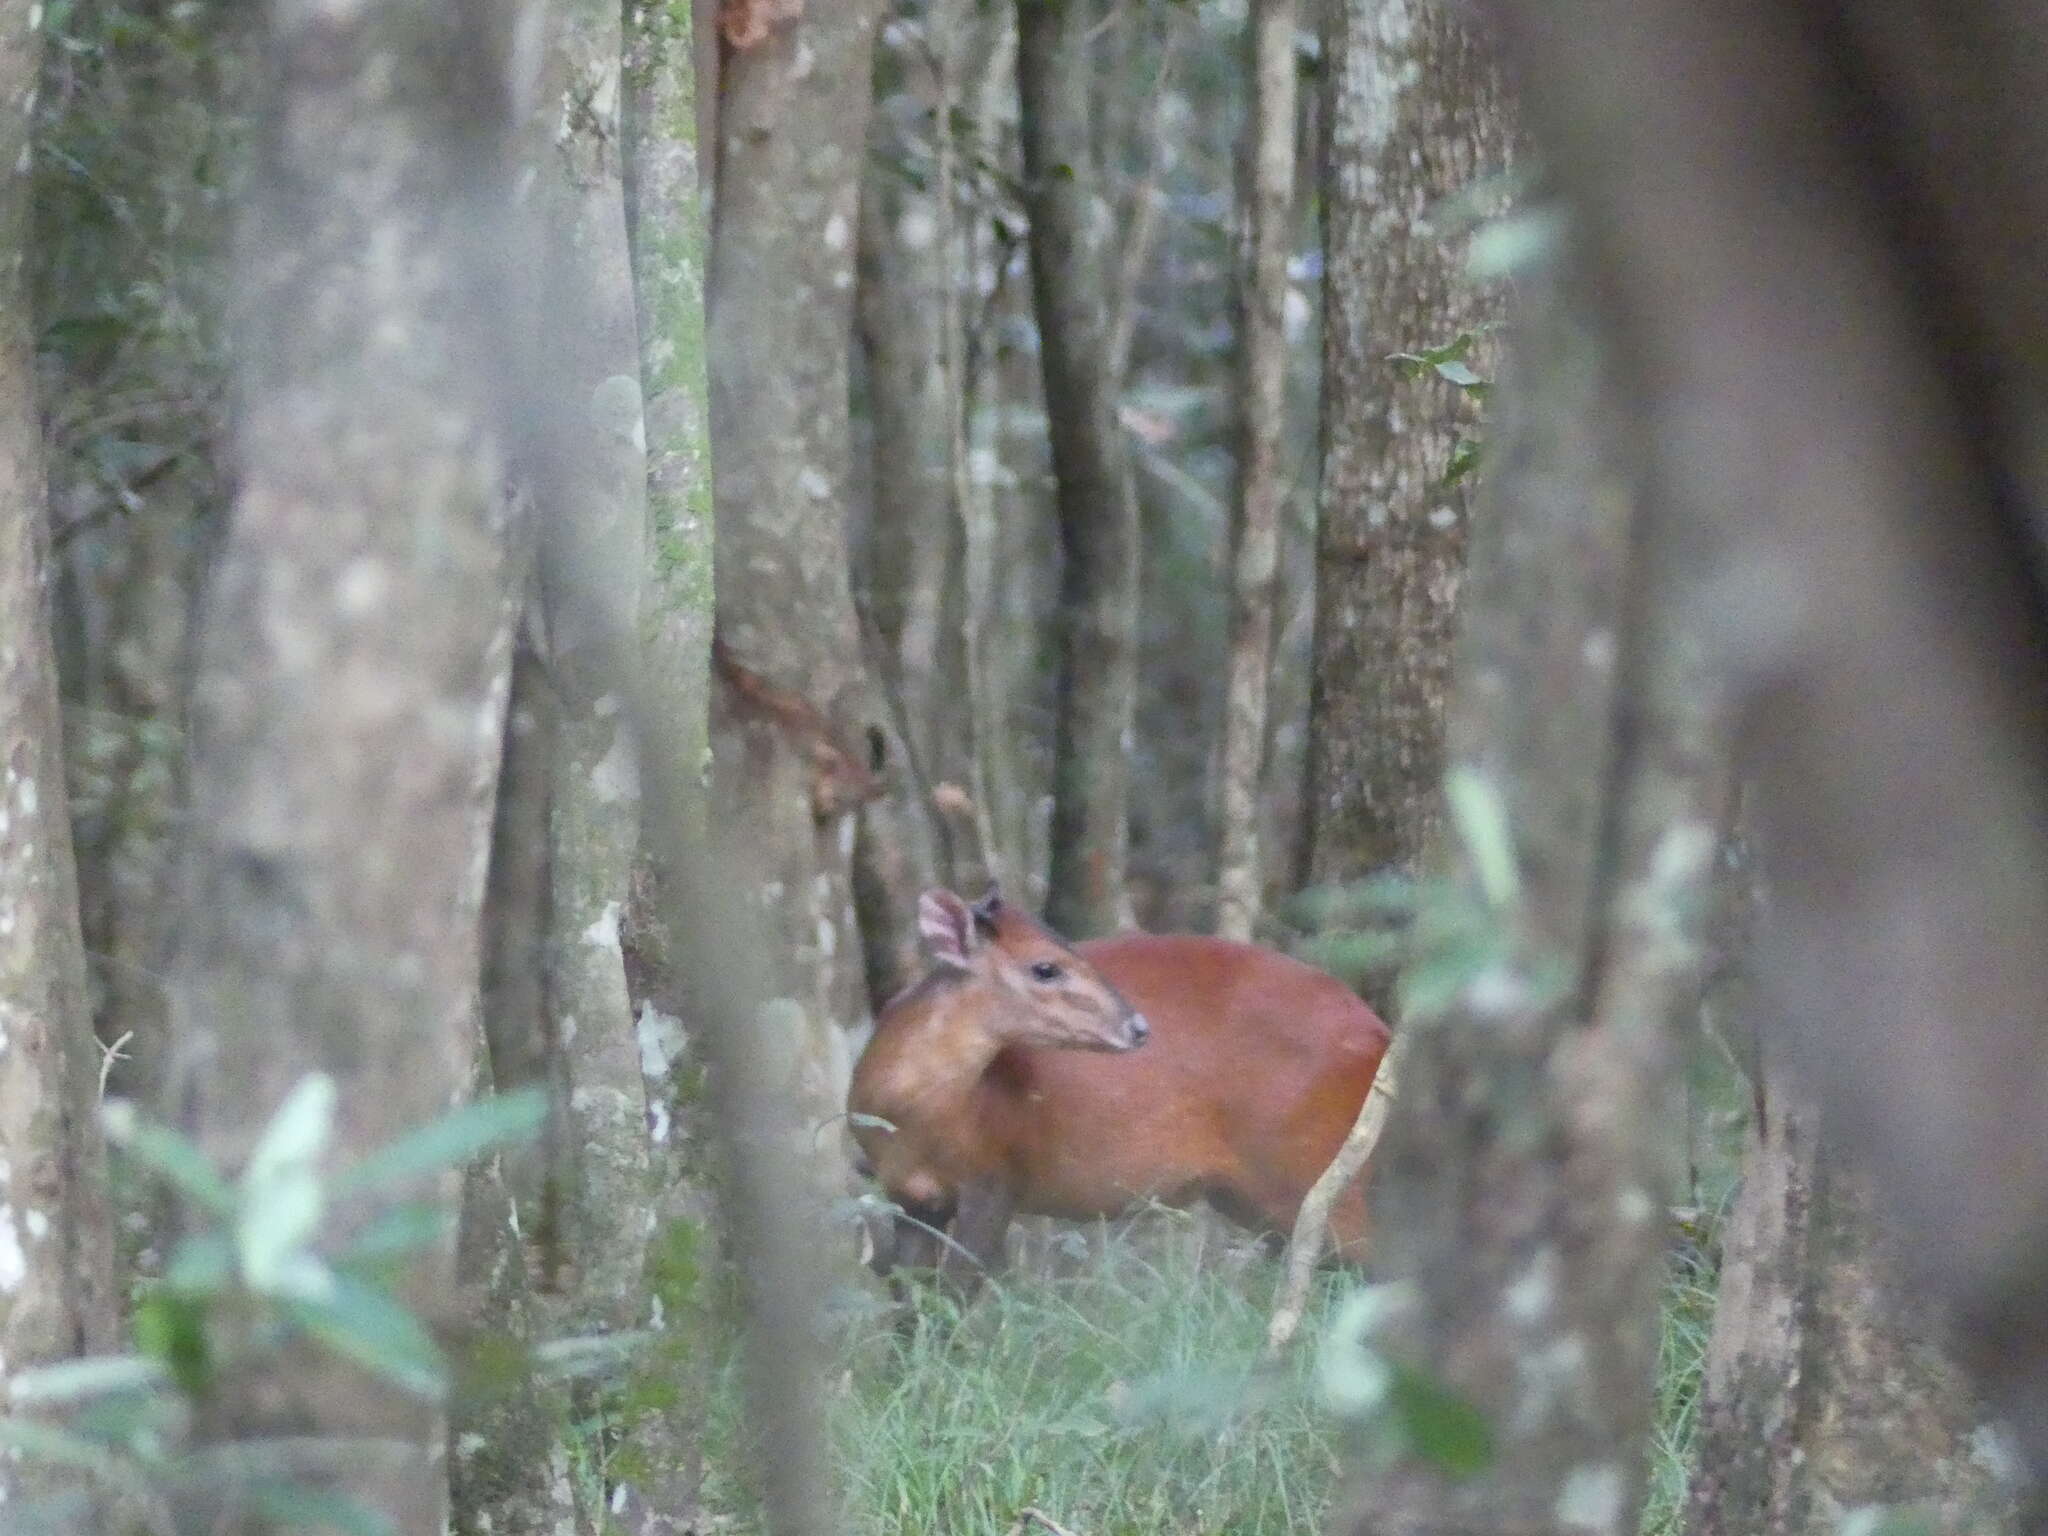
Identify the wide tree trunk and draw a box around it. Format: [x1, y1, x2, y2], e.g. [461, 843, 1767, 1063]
[0, 0, 121, 1496]
[1481, 0, 2048, 1490]
[1297, 0, 1511, 891]
[1016, 0, 1142, 939]
[704, 0, 891, 1174]
[1332, 228, 1714, 1536]
[1212, 0, 1297, 943]
[1686, 1043, 2019, 1536]
[163, 4, 534, 1529]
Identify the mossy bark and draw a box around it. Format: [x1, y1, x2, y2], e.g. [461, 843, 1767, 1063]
[0, 0, 121, 1510]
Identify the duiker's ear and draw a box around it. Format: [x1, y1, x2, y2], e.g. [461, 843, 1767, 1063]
[918, 888, 979, 970]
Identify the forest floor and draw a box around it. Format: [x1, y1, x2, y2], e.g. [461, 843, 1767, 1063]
[580, 1210, 1719, 1536]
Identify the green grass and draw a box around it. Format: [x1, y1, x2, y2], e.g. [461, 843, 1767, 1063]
[674, 1212, 1720, 1536]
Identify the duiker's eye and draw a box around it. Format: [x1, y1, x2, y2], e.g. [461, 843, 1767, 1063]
[1029, 960, 1063, 982]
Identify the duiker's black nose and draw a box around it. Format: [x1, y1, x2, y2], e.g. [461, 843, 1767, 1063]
[1127, 1012, 1150, 1047]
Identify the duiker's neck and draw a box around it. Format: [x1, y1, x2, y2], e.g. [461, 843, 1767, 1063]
[861, 976, 1010, 1117]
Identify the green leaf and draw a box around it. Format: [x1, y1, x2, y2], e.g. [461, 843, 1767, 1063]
[338, 1202, 454, 1264]
[287, 1274, 447, 1399]
[1387, 1362, 1494, 1478]
[1396, 925, 1504, 1024]
[1388, 333, 1474, 375]
[132, 1290, 212, 1398]
[0, 1418, 156, 1499]
[237, 1164, 327, 1297]
[1445, 766, 1520, 907]
[1299, 929, 1410, 984]
[243, 1074, 338, 1191]
[334, 1089, 547, 1196]
[100, 1102, 235, 1216]
[1466, 205, 1564, 281]
[1297, 872, 1418, 927]
[164, 1233, 234, 1295]
[247, 1481, 397, 1536]
[1432, 358, 1485, 389]
[533, 1331, 658, 1382]
[5, 1355, 167, 1409]
[1443, 437, 1483, 487]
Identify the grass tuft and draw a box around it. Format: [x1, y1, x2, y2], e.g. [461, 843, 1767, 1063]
[678, 1211, 1719, 1535]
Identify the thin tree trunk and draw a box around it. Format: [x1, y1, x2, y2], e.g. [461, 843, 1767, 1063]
[1297, 0, 1511, 891]
[164, 4, 534, 1528]
[533, 0, 654, 1346]
[0, 0, 121, 1499]
[857, 32, 956, 771]
[449, 1043, 584, 1536]
[1016, 0, 1141, 939]
[617, 4, 721, 1522]
[1213, 0, 1297, 942]
[934, 0, 1006, 890]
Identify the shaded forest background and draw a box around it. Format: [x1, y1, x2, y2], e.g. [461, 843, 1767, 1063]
[3, 1, 2048, 1535]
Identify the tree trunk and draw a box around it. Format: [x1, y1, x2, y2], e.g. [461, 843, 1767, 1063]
[164, 4, 534, 1528]
[705, 0, 889, 1170]
[533, 0, 654, 1345]
[614, 5, 724, 1526]
[1332, 227, 1711, 1536]
[1298, 0, 1511, 891]
[0, 0, 121, 1492]
[857, 27, 957, 773]
[1213, 0, 1297, 942]
[448, 1046, 583, 1536]
[1479, 0, 2048, 1488]
[1686, 1043, 2020, 1536]
[1016, 0, 1142, 939]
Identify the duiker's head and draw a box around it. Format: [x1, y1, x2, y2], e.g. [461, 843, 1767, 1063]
[917, 886, 1149, 1052]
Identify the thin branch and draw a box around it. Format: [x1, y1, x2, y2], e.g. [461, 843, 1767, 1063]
[1263, 1034, 1403, 1360]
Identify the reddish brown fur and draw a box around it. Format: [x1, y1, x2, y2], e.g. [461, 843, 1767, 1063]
[849, 896, 1391, 1268]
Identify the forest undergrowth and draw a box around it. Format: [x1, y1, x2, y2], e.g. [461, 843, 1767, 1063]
[576, 1211, 1719, 1536]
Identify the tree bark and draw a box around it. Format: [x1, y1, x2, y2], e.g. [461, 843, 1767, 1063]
[615, 4, 724, 1525]
[1479, 0, 2048, 1489]
[1016, 0, 1142, 939]
[1298, 0, 1511, 891]
[0, 0, 121, 1495]
[857, 28, 957, 773]
[1213, 0, 1297, 942]
[1332, 228, 1711, 1536]
[1687, 1044, 2019, 1536]
[706, 0, 889, 1170]
[532, 0, 654, 1346]
[164, 4, 534, 1528]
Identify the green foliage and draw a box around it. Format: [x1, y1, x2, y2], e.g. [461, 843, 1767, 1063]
[0, 1077, 562, 1534]
[1384, 1362, 1495, 1478]
[818, 1225, 1348, 1535]
[1388, 328, 1497, 488]
[652, 1222, 1718, 1534]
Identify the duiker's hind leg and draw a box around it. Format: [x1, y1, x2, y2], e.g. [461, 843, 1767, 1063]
[939, 1182, 1015, 1299]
